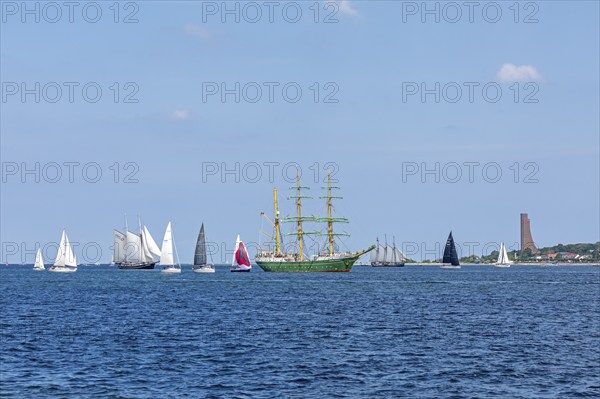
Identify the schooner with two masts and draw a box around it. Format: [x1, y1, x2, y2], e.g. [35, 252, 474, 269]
[255, 172, 375, 272]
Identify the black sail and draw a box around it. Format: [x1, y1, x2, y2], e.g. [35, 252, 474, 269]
[442, 231, 460, 266]
[194, 223, 207, 266]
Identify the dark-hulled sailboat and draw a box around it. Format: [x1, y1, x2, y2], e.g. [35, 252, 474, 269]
[193, 223, 214, 273]
[114, 217, 161, 269]
[370, 236, 405, 267]
[441, 231, 460, 269]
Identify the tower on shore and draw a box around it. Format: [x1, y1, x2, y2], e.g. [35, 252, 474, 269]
[520, 213, 538, 253]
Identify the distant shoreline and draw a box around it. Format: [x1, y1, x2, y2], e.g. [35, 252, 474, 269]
[404, 262, 600, 267]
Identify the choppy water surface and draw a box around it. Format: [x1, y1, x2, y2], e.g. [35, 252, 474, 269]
[1, 266, 599, 398]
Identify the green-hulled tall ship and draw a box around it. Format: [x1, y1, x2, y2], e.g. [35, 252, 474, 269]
[255, 172, 374, 272]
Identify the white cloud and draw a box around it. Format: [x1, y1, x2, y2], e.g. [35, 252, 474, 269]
[172, 109, 191, 120]
[336, 0, 359, 16]
[184, 23, 211, 38]
[497, 63, 542, 82]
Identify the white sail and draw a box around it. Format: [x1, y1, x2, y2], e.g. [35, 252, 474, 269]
[369, 245, 379, 262]
[143, 226, 161, 258]
[113, 230, 127, 263]
[503, 243, 513, 264]
[496, 242, 513, 264]
[384, 245, 395, 263]
[54, 230, 77, 267]
[54, 230, 66, 266]
[394, 247, 405, 262]
[34, 248, 45, 270]
[232, 234, 241, 266]
[141, 232, 154, 263]
[126, 231, 143, 263]
[160, 222, 174, 266]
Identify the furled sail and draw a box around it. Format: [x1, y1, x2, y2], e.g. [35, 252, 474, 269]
[194, 223, 208, 266]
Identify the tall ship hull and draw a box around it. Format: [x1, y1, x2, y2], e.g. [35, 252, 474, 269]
[256, 254, 362, 273]
[371, 263, 404, 267]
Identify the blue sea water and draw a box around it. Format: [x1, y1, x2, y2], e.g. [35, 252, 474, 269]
[1, 266, 599, 398]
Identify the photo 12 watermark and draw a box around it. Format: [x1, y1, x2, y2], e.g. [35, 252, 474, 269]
[201, 161, 340, 184]
[201, 82, 339, 104]
[199, 1, 342, 24]
[401, 162, 540, 184]
[399, 1, 540, 24]
[401, 81, 539, 104]
[1, 1, 140, 24]
[1, 82, 140, 104]
[1, 162, 140, 184]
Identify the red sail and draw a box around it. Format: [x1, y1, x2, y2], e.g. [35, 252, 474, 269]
[235, 242, 250, 267]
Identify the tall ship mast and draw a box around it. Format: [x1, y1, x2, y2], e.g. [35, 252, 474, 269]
[256, 172, 375, 272]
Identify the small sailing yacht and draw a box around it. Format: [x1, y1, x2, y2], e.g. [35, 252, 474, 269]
[49, 230, 78, 273]
[160, 222, 181, 273]
[193, 223, 215, 273]
[440, 231, 461, 269]
[231, 234, 251, 272]
[33, 248, 45, 270]
[494, 242, 513, 268]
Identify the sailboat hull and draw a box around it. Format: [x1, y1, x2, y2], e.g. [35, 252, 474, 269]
[440, 264, 461, 269]
[256, 256, 359, 272]
[371, 262, 405, 267]
[161, 267, 181, 274]
[117, 262, 156, 270]
[493, 264, 511, 268]
[49, 266, 77, 273]
[193, 266, 215, 273]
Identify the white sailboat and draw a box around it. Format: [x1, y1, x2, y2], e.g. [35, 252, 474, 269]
[160, 222, 181, 274]
[494, 242, 513, 267]
[33, 248, 45, 270]
[49, 230, 77, 273]
[231, 234, 251, 272]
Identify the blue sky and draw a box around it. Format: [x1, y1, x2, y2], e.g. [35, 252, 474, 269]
[1, 1, 599, 263]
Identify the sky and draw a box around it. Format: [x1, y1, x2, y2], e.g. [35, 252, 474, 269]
[1, 0, 599, 263]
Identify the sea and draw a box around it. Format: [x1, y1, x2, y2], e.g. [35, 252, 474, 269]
[1, 265, 599, 398]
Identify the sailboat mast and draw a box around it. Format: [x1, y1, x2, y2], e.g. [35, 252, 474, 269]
[124, 215, 129, 262]
[393, 236, 397, 263]
[274, 187, 281, 255]
[327, 171, 334, 255]
[138, 214, 144, 261]
[296, 175, 304, 261]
